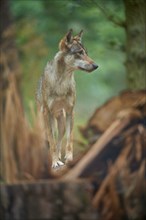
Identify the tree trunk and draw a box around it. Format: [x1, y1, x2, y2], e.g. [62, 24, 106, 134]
[0, 0, 12, 42]
[0, 0, 21, 98]
[0, 180, 98, 220]
[0, 0, 27, 183]
[123, 0, 146, 90]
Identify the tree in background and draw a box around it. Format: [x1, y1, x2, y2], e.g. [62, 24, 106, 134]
[0, 0, 21, 102]
[123, 0, 146, 89]
[91, 0, 146, 90]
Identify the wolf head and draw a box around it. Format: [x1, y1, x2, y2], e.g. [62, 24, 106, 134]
[59, 29, 98, 73]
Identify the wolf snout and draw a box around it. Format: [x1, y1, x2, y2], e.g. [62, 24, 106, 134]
[92, 63, 98, 70]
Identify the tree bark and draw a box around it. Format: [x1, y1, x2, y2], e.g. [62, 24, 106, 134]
[0, 180, 98, 220]
[0, 0, 12, 42]
[0, 0, 21, 98]
[123, 0, 146, 89]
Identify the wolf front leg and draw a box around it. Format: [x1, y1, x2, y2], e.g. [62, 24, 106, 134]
[44, 109, 64, 168]
[65, 112, 74, 163]
[56, 110, 66, 160]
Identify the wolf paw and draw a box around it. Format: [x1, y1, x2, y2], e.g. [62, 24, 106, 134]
[52, 160, 64, 169]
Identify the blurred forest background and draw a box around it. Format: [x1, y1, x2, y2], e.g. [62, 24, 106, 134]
[1, 1, 146, 218]
[9, 0, 126, 134]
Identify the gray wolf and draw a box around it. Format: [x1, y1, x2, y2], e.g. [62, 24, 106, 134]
[36, 29, 98, 168]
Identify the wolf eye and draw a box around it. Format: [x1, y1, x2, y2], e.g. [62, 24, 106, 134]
[77, 50, 84, 55]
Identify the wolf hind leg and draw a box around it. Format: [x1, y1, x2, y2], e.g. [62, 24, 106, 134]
[44, 109, 64, 168]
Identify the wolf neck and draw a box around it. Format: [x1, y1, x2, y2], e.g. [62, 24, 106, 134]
[54, 51, 74, 78]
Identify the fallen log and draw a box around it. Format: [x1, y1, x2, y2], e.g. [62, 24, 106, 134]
[0, 180, 98, 220]
[63, 108, 141, 179]
[80, 90, 146, 144]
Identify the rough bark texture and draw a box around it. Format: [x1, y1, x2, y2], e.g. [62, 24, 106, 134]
[0, 0, 12, 44]
[124, 0, 146, 89]
[0, 180, 98, 220]
[0, 0, 21, 110]
[0, 76, 51, 183]
[80, 90, 146, 141]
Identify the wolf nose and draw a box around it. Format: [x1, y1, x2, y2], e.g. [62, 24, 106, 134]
[92, 63, 98, 69]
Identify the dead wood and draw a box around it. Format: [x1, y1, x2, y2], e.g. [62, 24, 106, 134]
[91, 128, 146, 220]
[80, 90, 146, 143]
[0, 180, 98, 220]
[63, 108, 141, 179]
[62, 90, 146, 219]
[92, 142, 132, 207]
[0, 75, 52, 182]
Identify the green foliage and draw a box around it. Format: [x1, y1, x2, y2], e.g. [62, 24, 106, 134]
[10, 0, 126, 125]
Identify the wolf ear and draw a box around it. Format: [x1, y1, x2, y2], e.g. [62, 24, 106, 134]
[74, 30, 83, 42]
[59, 29, 73, 51]
[78, 30, 83, 39]
[65, 29, 73, 43]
